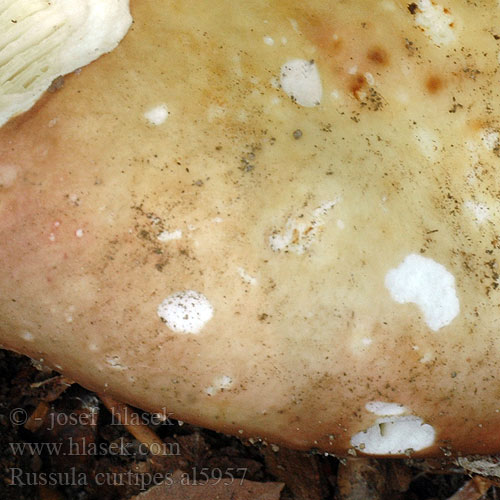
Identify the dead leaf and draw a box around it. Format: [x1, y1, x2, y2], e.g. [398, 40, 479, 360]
[336, 458, 387, 500]
[131, 469, 284, 500]
[446, 476, 492, 500]
[262, 445, 327, 500]
[387, 461, 413, 493]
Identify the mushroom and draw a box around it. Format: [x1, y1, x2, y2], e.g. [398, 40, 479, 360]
[1, 0, 500, 457]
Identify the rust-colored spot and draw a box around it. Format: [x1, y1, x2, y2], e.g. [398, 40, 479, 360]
[467, 119, 487, 132]
[367, 47, 389, 66]
[301, 14, 343, 55]
[425, 75, 444, 94]
[349, 74, 366, 98]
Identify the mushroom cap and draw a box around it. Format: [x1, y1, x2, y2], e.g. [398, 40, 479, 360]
[1, 0, 500, 457]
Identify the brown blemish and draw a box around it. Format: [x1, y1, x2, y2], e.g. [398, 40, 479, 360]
[367, 47, 389, 66]
[349, 74, 366, 98]
[467, 119, 487, 132]
[299, 14, 343, 54]
[425, 76, 444, 94]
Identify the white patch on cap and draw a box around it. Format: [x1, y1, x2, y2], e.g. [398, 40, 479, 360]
[269, 199, 339, 255]
[412, 0, 455, 46]
[157, 229, 182, 242]
[385, 253, 460, 331]
[364, 72, 375, 86]
[68, 193, 80, 206]
[0, 0, 132, 127]
[144, 104, 169, 125]
[465, 139, 480, 162]
[351, 415, 435, 455]
[464, 201, 490, 224]
[0, 164, 19, 188]
[289, 18, 300, 33]
[231, 54, 243, 77]
[414, 128, 439, 161]
[381, 1, 396, 11]
[419, 352, 434, 363]
[480, 129, 500, 152]
[280, 59, 323, 107]
[236, 110, 248, 122]
[157, 290, 214, 334]
[106, 355, 128, 370]
[21, 331, 34, 341]
[207, 105, 226, 122]
[64, 305, 75, 323]
[237, 267, 257, 285]
[75, 228, 84, 238]
[263, 36, 274, 46]
[205, 375, 233, 396]
[366, 401, 408, 416]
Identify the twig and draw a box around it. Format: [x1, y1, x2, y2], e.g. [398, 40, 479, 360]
[24, 401, 50, 432]
[30, 375, 71, 389]
[99, 394, 166, 456]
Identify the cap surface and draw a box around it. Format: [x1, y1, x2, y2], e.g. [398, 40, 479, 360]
[1, 0, 500, 457]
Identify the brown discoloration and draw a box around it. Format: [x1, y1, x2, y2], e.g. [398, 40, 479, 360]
[349, 74, 367, 98]
[467, 119, 487, 132]
[286, 5, 400, 105]
[425, 75, 444, 94]
[302, 15, 343, 54]
[367, 47, 389, 66]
